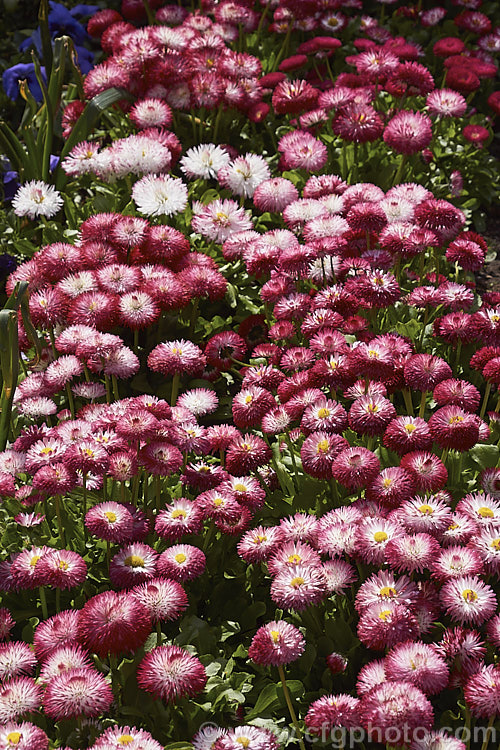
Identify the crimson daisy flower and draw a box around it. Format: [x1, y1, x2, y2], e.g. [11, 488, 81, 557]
[43, 668, 113, 720]
[137, 645, 207, 702]
[331, 447, 380, 490]
[305, 694, 361, 735]
[248, 621, 305, 666]
[77, 591, 151, 657]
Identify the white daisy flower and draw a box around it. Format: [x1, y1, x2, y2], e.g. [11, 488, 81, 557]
[132, 174, 188, 217]
[12, 180, 63, 219]
[180, 143, 230, 180]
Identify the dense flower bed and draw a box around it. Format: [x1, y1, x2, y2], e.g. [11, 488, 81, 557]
[0, 1, 500, 749]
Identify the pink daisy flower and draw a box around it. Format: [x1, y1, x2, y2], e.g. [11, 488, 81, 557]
[157, 545, 206, 582]
[248, 621, 305, 666]
[270, 565, 327, 612]
[137, 645, 206, 702]
[440, 575, 497, 625]
[385, 640, 449, 695]
[43, 668, 113, 720]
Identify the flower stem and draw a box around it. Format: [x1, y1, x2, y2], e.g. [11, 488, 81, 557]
[38, 586, 48, 620]
[277, 664, 307, 750]
[480, 715, 496, 750]
[54, 494, 65, 548]
[480, 381, 492, 420]
[170, 372, 180, 407]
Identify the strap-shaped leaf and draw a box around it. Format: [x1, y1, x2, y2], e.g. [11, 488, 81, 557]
[0, 309, 19, 451]
[0, 120, 32, 179]
[38, 0, 53, 77]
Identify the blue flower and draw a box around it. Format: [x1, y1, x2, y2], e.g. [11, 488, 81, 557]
[0, 254, 18, 281]
[2, 63, 47, 102]
[70, 4, 100, 18]
[3, 171, 19, 201]
[48, 2, 88, 44]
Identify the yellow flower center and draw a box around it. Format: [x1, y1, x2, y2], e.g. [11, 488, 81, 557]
[59, 560, 69, 571]
[30, 556, 41, 567]
[373, 531, 388, 543]
[317, 439, 329, 453]
[117, 737, 135, 746]
[462, 589, 478, 603]
[418, 504, 434, 515]
[171, 509, 186, 519]
[478, 506, 494, 518]
[270, 630, 280, 644]
[379, 586, 397, 598]
[40, 446, 54, 455]
[383, 478, 393, 488]
[448, 522, 459, 530]
[124, 555, 145, 568]
[378, 610, 392, 621]
[290, 576, 305, 588]
[367, 403, 379, 413]
[236, 738, 250, 748]
[288, 554, 302, 564]
[368, 350, 379, 358]
[104, 511, 117, 523]
[175, 553, 187, 563]
[213, 498, 223, 507]
[317, 407, 330, 419]
[449, 415, 464, 424]
[405, 423, 416, 433]
[491, 538, 500, 551]
[7, 733, 22, 746]
[245, 395, 253, 404]
[234, 484, 247, 492]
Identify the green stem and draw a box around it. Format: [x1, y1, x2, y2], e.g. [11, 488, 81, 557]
[402, 388, 414, 417]
[65, 382, 75, 419]
[277, 664, 307, 750]
[479, 715, 495, 750]
[392, 153, 407, 187]
[111, 374, 120, 402]
[480, 381, 492, 420]
[156, 620, 163, 646]
[38, 586, 48, 619]
[418, 391, 427, 418]
[171, 372, 180, 407]
[55, 587, 61, 614]
[54, 494, 65, 548]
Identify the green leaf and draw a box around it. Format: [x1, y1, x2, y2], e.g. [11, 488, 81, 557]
[246, 683, 278, 719]
[469, 444, 499, 470]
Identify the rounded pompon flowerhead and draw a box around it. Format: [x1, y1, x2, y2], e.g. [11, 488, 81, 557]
[464, 664, 500, 718]
[384, 641, 449, 695]
[12, 181, 64, 219]
[130, 578, 188, 624]
[109, 543, 158, 589]
[383, 111, 432, 155]
[77, 590, 151, 658]
[148, 340, 206, 377]
[428, 406, 479, 452]
[215, 726, 279, 750]
[0, 676, 43, 723]
[305, 694, 361, 735]
[359, 681, 434, 744]
[270, 565, 327, 612]
[331, 447, 380, 490]
[33, 610, 79, 661]
[132, 174, 188, 217]
[42, 668, 113, 720]
[136, 645, 207, 703]
[248, 621, 305, 667]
